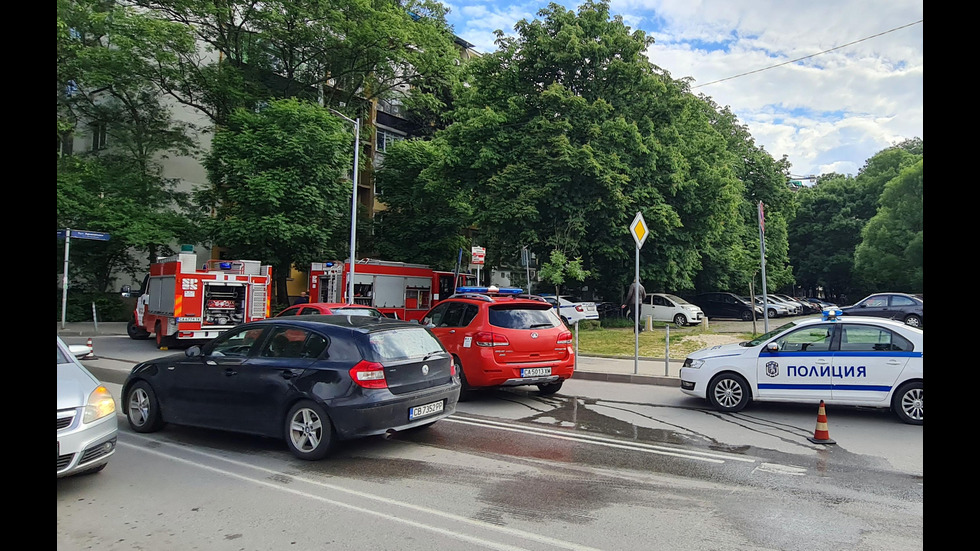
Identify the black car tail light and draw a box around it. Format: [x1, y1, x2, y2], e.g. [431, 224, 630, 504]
[349, 360, 388, 389]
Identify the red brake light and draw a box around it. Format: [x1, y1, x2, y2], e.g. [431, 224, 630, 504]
[474, 331, 509, 347]
[557, 330, 573, 344]
[349, 360, 388, 389]
[575, 305, 584, 312]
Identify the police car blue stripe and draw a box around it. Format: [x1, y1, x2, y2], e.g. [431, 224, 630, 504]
[761, 351, 921, 358]
[758, 384, 834, 391]
[758, 384, 892, 391]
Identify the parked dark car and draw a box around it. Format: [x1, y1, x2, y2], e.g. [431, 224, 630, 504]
[691, 292, 763, 321]
[839, 292, 923, 328]
[121, 315, 460, 460]
[800, 297, 838, 311]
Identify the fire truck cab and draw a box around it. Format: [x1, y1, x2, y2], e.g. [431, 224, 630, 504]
[309, 259, 475, 322]
[122, 251, 272, 348]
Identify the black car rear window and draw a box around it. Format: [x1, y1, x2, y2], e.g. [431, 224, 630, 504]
[368, 327, 446, 362]
[488, 305, 559, 329]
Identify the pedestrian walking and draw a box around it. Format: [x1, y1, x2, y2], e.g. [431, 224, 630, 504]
[622, 280, 646, 332]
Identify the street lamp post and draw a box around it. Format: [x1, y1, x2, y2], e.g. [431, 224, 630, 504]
[328, 109, 359, 305]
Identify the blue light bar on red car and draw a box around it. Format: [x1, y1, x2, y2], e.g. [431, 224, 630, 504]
[455, 286, 524, 295]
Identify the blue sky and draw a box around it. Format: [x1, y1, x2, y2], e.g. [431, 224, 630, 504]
[441, 0, 923, 180]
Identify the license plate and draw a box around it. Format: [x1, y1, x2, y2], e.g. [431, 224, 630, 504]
[409, 400, 444, 420]
[521, 367, 552, 377]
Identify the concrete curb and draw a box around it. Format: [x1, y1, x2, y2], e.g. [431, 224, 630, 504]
[572, 371, 681, 387]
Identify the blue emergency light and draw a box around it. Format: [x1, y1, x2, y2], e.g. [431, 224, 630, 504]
[218, 262, 233, 270]
[821, 307, 843, 321]
[455, 286, 524, 295]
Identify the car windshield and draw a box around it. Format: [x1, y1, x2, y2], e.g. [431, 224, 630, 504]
[662, 294, 691, 304]
[57, 344, 71, 365]
[746, 322, 799, 346]
[488, 305, 560, 329]
[335, 307, 383, 317]
[368, 328, 446, 361]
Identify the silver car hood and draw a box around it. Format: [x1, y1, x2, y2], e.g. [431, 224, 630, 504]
[57, 363, 99, 410]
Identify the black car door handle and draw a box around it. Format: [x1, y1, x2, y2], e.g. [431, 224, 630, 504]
[281, 370, 301, 379]
[224, 368, 238, 376]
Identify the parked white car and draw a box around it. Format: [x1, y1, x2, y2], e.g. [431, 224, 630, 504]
[540, 295, 600, 325]
[745, 296, 790, 318]
[768, 294, 802, 315]
[640, 293, 704, 326]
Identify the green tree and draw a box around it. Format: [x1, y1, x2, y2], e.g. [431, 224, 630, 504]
[787, 139, 923, 301]
[131, 0, 461, 125]
[57, 0, 202, 291]
[853, 160, 923, 292]
[368, 138, 473, 270]
[786, 174, 865, 302]
[200, 98, 357, 305]
[538, 249, 590, 299]
[430, 1, 736, 302]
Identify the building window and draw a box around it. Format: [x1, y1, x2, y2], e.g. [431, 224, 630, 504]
[91, 122, 108, 151]
[376, 128, 405, 154]
[58, 131, 74, 157]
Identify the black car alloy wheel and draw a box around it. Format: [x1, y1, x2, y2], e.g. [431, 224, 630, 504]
[285, 400, 334, 460]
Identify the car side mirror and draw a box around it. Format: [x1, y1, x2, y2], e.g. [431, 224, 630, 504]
[766, 342, 779, 352]
[185, 345, 202, 358]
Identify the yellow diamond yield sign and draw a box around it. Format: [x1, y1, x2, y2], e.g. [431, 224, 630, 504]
[630, 211, 649, 249]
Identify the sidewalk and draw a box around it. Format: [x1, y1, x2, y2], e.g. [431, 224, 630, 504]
[57, 321, 684, 387]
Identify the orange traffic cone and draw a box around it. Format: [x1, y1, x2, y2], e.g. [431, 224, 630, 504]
[807, 400, 836, 444]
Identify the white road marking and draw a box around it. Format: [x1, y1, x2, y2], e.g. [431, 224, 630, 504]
[119, 437, 602, 551]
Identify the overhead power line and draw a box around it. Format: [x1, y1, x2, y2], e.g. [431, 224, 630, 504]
[692, 19, 922, 89]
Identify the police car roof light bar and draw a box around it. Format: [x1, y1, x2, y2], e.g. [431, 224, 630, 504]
[821, 307, 843, 321]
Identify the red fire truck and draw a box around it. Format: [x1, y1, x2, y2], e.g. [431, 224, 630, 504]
[123, 251, 272, 348]
[308, 259, 475, 322]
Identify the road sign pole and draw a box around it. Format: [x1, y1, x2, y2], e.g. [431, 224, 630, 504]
[61, 229, 71, 329]
[628, 211, 648, 375]
[634, 244, 640, 374]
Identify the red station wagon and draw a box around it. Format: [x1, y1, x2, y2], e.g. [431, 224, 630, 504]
[421, 286, 575, 399]
[276, 302, 386, 318]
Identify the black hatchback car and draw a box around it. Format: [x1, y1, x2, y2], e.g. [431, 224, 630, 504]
[839, 292, 923, 328]
[691, 292, 763, 321]
[121, 315, 460, 460]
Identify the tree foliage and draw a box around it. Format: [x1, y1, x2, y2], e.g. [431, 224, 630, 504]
[368, 138, 473, 270]
[128, 0, 461, 125]
[379, 0, 767, 303]
[787, 139, 923, 301]
[57, 0, 202, 291]
[853, 160, 923, 292]
[200, 98, 357, 305]
[538, 249, 590, 298]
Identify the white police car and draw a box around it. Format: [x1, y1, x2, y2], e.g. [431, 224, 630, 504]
[679, 309, 923, 424]
[540, 294, 600, 325]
